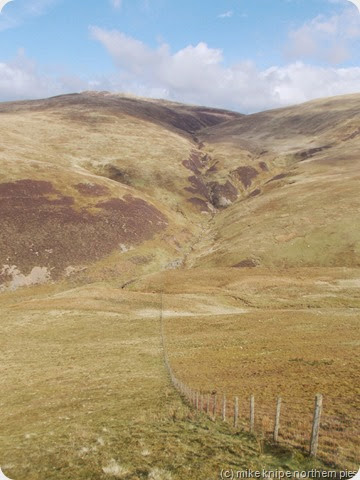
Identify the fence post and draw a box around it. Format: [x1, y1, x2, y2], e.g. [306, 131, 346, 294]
[274, 397, 282, 443]
[310, 394, 323, 457]
[196, 392, 199, 410]
[200, 394, 203, 412]
[222, 394, 226, 422]
[206, 394, 210, 415]
[250, 395, 255, 433]
[234, 396, 239, 428]
[213, 394, 217, 419]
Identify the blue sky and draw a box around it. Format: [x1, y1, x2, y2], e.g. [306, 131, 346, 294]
[0, 0, 359, 112]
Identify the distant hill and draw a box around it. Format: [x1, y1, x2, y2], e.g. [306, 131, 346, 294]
[0, 92, 241, 290]
[0, 91, 359, 291]
[188, 93, 360, 269]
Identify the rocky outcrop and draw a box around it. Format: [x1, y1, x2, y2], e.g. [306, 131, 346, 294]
[183, 150, 239, 210]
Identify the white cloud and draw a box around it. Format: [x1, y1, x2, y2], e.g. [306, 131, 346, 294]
[0, 0, 59, 31]
[1, 28, 360, 113]
[0, 49, 106, 101]
[285, 8, 360, 64]
[218, 10, 233, 19]
[265, 62, 360, 105]
[110, 0, 122, 8]
[89, 27, 360, 112]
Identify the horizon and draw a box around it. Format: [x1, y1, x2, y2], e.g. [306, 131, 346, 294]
[1, 87, 359, 116]
[0, 0, 360, 113]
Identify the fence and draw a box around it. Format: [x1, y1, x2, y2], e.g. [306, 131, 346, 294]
[159, 295, 359, 470]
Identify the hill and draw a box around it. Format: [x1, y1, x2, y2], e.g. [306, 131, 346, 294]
[2, 91, 359, 292]
[190, 93, 360, 269]
[0, 92, 359, 478]
[0, 91, 241, 291]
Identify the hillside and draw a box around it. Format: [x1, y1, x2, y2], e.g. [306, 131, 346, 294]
[0, 92, 359, 479]
[0, 91, 241, 291]
[2, 92, 359, 292]
[190, 93, 360, 269]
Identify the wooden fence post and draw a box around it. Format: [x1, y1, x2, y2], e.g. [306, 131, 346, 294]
[234, 396, 239, 428]
[213, 394, 217, 419]
[200, 394, 203, 412]
[196, 392, 199, 410]
[274, 397, 282, 443]
[206, 394, 210, 415]
[310, 394, 323, 457]
[222, 394, 226, 422]
[250, 395, 255, 433]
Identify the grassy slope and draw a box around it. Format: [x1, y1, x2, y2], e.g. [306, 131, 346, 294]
[131, 266, 360, 410]
[0, 284, 324, 480]
[194, 93, 360, 269]
[130, 266, 360, 469]
[0, 92, 240, 290]
[1, 92, 360, 478]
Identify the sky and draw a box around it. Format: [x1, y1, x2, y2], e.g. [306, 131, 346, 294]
[0, 0, 360, 112]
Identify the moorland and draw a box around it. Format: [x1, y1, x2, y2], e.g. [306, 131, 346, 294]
[0, 91, 359, 479]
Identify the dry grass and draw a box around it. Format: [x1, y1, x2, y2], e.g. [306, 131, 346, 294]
[164, 309, 359, 410]
[0, 93, 216, 291]
[0, 91, 238, 217]
[0, 284, 326, 480]
[196, 93, 360, 269]
[1, 92, 360, 477]
[130, 266, 360, 469]
[131, 266, 360, 309]
[159, 290, 359, 468]
[187, 156, 360, 269]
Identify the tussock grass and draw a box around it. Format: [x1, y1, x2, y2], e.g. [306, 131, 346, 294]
[0, 285, 325, 480]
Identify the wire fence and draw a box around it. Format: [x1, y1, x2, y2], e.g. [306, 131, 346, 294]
[159, 297, 360, 470]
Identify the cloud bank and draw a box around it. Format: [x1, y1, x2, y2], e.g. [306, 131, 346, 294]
[0, 49, 105, 102]
[0, 7, 359, 113]
[88, 26, 360, 112]
[285, 8, 360, 64]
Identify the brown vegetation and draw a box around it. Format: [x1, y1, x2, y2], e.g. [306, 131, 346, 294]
[1, 91, 360, 477]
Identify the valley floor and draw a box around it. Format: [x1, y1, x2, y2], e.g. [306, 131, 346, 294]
[0, 282, 330, 480]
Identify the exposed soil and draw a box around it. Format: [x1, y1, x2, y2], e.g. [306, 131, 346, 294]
[208, 180, 238, 208]
[183, 149, 239, 209]
[266, 173, 289, 184]
[248, 188, 261, 198]
[101, 165, 132, 186]
[232, 258, 259, 268]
